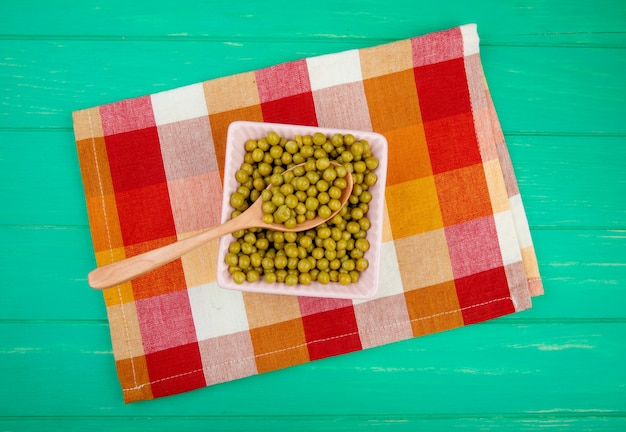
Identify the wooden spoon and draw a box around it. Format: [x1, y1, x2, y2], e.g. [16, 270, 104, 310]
[88, 162, 353, 290]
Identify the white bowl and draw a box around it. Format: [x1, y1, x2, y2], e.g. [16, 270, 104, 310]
[216, 121, 388, 299]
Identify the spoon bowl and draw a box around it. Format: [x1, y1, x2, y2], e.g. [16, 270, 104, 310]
[87, 162, 352, 290]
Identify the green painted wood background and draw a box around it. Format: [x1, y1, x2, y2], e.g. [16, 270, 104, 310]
[1, 0, 625, 430]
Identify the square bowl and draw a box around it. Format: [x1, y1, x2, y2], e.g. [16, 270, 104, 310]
[216, 121, 388, 299]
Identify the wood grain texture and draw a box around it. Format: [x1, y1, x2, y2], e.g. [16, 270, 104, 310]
[1, 0, 625, 430]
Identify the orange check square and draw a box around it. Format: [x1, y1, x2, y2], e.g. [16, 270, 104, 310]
[404, 280, 464, 337]
[203, 72, 260, 114]
[250, 319, 310, 373]
[363, 69, 422, 132]
[385, 176, 444, 239]
[116, 355, 153, 401]
[434, 163, 493, 226]
[394, 229, 454, 290]
[384, 124, 432, 186]
[360, 39, 414, 79]
[208, 106, 264, 179]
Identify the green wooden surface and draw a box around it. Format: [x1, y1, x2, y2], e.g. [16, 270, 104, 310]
[1, 0, 625, 430]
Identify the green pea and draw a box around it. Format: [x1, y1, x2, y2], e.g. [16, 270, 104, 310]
[285, 140, 299, 154]
[250, 252, 262, 268]
[338, 273, 352, 285]
[261, 189, 272, 202]
[261, 257, 274, 270]
[310, 268, 320, 281]
[334, 177, 347, 190]
[262, 201, 277, 215]
[351, 141, 364, 157]
[256, 238, 269, 251]
[230, 192, 245, 209]
[305, 159, 317, 172]
[322, 167, 337, 182]
[228, 242, 241, 254]
[328, 199, 342, 212]
[317, 271, 330, 284]
[238, 255, 251, 270]
[323, 238, 336, 251]
[274, 255, 288, 269]
[275, 269, 288, 282]
[316, 157, 330, 170]
[274, 205, 291, 222]
[300, 145, 314, 158]
[280, 183, 294, 196]
[355, 238, 370, 252]
[299, 235, 313, 249]
[331, 134, 343, 147]
[281, 152, 292, 164]
[316, 179, 329, 192]
[328, 186, 342, 200]
[365, 157, 379, 170]
[306, 170, 320, 184]
[253, 177, 266, 191]
[349, 271, 360, 283]
[267, 131, 280, 145]
[341, 259, 355, 272]
[225, 253, 239, 267]
[358, 217, 371, 231]
[353, 161, 367, 173]
[243, 232, 257, 244]
[235, 169, 249, 183]
[284, 232, 298, 243]
[297, 259, 311, 273]
[318, 205, 332, 219]
[295, 202, 307, 216]
[305, 196, 319, 212]
[251, 148, 264, 162]
[341, 151, 354, 163]
[317, 258, 330, 271]
[364, 172, 378, 186]
[294, 176, 310, 191]
[312, 132, 327, 145]
[298, 272, 312, 285]
[232, 271, 247, 284]
[335, 165, 347, 178]
[351, 248, 364, 259]
[351, 207, 364, 220]
[306, 185, 318, 197]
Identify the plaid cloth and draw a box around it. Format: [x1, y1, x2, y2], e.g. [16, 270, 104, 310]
[73, 24, 542, 403]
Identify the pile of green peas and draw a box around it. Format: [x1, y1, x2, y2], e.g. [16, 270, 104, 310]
[259, 160, 349, 228]
[225, 131, 379, 286]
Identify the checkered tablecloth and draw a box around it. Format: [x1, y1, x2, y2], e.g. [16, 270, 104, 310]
[73, 24, 542, 403]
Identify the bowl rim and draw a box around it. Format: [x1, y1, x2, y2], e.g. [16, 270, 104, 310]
[216, 120, 388, 299]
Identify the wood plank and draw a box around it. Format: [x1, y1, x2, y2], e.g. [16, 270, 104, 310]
[0, 131, 88, 226]
[2, 132, 624, 228]
[1, 415, 625, 432]
[0, 322, 624, 416]
[507, 137, 626, 228]
[1, 42, 624, 134]
[1, 0, 624, 46]
[1, 225, 624, 321]
[1, 0, 623, 430]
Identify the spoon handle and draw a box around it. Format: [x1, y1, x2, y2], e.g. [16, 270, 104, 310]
[88, 216, 244, 290]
